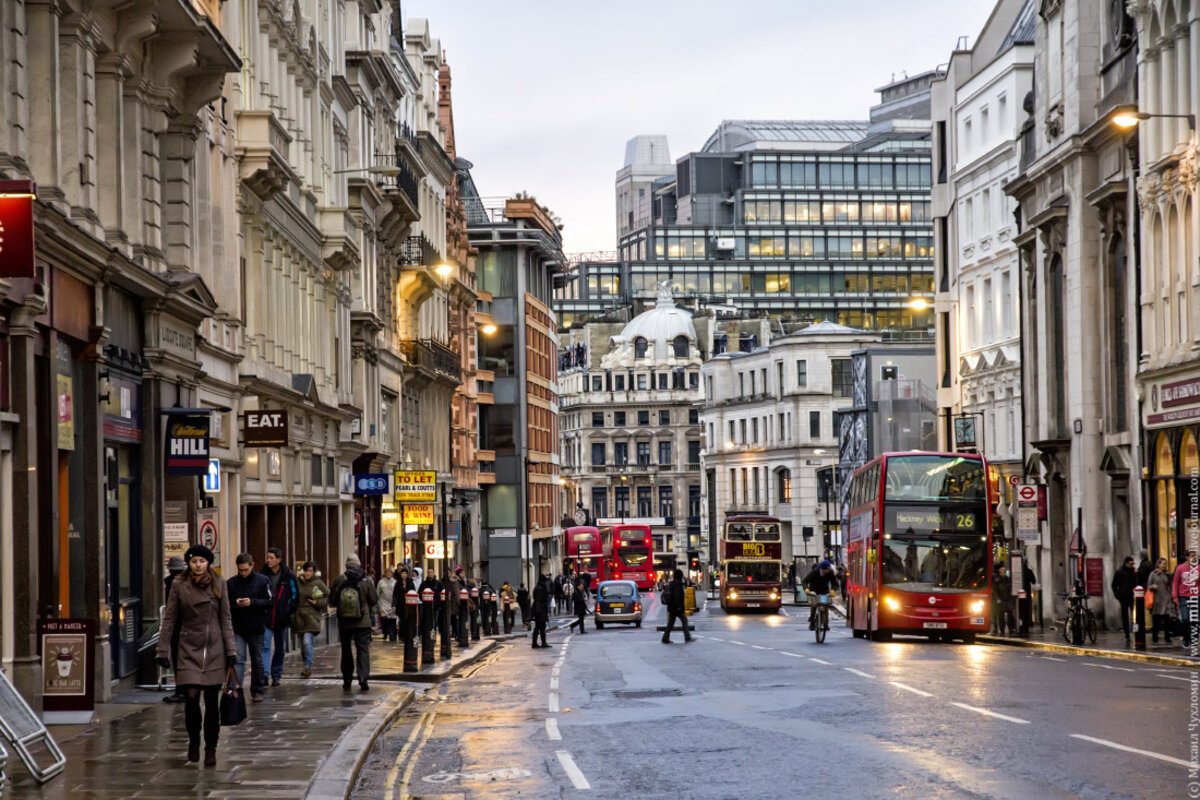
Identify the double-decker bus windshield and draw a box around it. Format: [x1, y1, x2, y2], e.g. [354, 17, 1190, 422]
[618, 548, 650, 567]
[754, 523, 780, 540]
[881, 535, 988, 592]
[727, 522, 753, 541]
[884, 455, 986, 502]
[727, 561, 781, 583]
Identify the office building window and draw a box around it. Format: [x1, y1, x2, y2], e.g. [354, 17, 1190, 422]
[614, 411, 626, 426]
[634, 337, 648, 359]
[752, 468, 761, 505]
[689, 372, 699, 389]
[810, 411, 820, 439]
[614, 442, 628, 466]
[636, 441, 651, 466]
[778, 469, 792, 503]
[614, 375, 625, 391]
[591, 376, 603, 391]
[591, 488, 607, 520]
[831, 359, 853, 398]
[615, 487, 630, 517]
[778, 413, 785, 441]
[638, 410, 650, 426]
[592, 411, 604, 427]
[689, 409, 699, 425]
[637, 486, 652, 517]
[741, 468, 749, 505]
[658, 440, 672, 466]
[688, 439, 700, 464]
[659, 486, 673, 519]
[740, 419, 747, 443]
[637, 374, 647, 390]
[752, 418, 759, 442]
[591, 442, 606, 466]
[658, 373, 668, 390]
[796, 359, 808, 387]
[659, 410, 670, 426]
[688, 485, 701, 518]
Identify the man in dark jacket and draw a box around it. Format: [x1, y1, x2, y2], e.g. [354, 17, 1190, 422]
[802, 561, 840, 630]
[1112, 556, 1138, 643]
[330, 554, 379, 691]
[567, 579, 588, 634]
[661, 569, 693, 643]
[260, 547, 299, 687]
[531, 576, 550, 648]
[227, 553, 272, 701]
[517, 583, 532, 630]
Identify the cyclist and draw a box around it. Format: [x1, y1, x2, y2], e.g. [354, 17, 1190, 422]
[802, 560, 840, 630]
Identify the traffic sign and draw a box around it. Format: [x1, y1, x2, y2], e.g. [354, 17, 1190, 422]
[1016, 484, 1039, 541]
[203, 459, 221, 494]
[1008, 475, 1020, 487]
[197, 507, 219, 560]
[1016, 484, 1038, 505]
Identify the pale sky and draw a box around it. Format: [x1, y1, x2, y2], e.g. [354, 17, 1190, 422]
[403, 1, 996, 254]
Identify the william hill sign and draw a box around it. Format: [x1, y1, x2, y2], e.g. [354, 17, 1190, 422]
[165, 416, 210, 476]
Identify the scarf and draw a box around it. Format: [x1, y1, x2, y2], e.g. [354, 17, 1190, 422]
[191, 569, 218, 597]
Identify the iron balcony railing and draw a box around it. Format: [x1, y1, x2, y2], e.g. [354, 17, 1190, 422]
[399, 234, 443, 269]
[400, 338, 462, 382]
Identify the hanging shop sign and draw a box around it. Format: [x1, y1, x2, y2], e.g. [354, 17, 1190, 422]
[354, 473, 391, 495]
[243, 409, 289, 447]
[165, 415, 210, 476]
[953, 416, 977, 450]
[0, 180, 36, 279]
[403, 504, 434, 525]
[1145, 373, 1200, 428]
[395, 471, 436, 502]
[424, 541, 454, 559]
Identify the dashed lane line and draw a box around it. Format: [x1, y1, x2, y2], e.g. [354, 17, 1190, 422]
[549, 692, 559, 713]
[1039, 656, 1067, 662]
[546, 718, 561, 741]
[751, 645, 771, 650]
[1154, 673, 1192, 682]
[707, 637, 724, 642]
[556, 750, 591, 790]
[729, 640, 746, 646]
[780, 652, 805, 658]
[950, 702, 1029, 724]
[809, 658, 832, 665]
[1083, 662, 1135, 672]
[1070, 734, 1192, 767]
[890, 681, 933, 697]
[844, 668, 875, 679]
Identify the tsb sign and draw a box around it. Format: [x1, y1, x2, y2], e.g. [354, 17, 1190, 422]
[354, 474, 390, 496]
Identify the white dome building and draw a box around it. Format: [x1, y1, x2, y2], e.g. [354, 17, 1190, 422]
[601, 283, 699, 369]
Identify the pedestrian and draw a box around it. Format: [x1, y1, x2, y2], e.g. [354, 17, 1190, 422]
[552, 576, 564, 615]
[501, 582, 517, 633]
[990, 563, 1012, 636]
[567, 579, 588, 634]
[377, 568, 398, 642]
[1017, 561, 1036, 635]
[295, 561, 330, 677]
[226, 553, 271, 703]
[260, 547, 298, 687]
[155, 544, 237, 766]
[392, 566, 419, 645]
[661, 568, 693, 643]
[330, 554, 379, 691]
[531, 575, 550, 648]
[162, 555, 188, 704]
[517, 582, 531, 630]
[1173, 550, 1200, 647]
[1147, 557, 1175, 644]
[1136, 550, 1153, 588]
[1111, 555, 1137, 644]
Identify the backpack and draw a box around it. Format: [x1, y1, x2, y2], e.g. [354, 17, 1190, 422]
[338, 583, 363, 619]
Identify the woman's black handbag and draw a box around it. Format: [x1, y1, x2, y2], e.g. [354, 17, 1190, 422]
[220, 668, 247, 726]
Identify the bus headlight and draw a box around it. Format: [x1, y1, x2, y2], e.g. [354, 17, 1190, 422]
[970, 600, 985, 614]
[769, 590, 779, 600]
[728, 591, 738, 601]
[883, 596, 900, 611]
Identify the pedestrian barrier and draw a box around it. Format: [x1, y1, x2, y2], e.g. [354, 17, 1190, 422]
[0, 738, 8, 796]
[0, 670, 66, 783]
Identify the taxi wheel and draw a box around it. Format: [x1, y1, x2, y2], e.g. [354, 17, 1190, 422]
[635, 621, 642, 628]
[595, 621, 604, 629]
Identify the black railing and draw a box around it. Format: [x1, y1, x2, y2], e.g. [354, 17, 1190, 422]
[400, 338, 462, 382]
[400, 234, 443, 268]
[398, 124, 423, 156]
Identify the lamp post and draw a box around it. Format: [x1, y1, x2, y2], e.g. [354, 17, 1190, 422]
[1111, 107, 1196, 130]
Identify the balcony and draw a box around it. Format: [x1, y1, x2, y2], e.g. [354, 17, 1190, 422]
[400, 338, 462, 385]
[687, 462, 701, 472]
[236, 110, 297, 200]
[318, 207, 359, 271]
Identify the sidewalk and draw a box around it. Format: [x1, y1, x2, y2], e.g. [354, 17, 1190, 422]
[5, 629, 519, 800]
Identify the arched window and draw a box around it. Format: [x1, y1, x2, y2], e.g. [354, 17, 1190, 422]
[633, 337, 648, 359]
[1156, 433, 1176, 566]
[777, 468, 792, 503]
[672, 335, 689, 358]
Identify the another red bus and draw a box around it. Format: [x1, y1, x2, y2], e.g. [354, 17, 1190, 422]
[846, 452, 993, 643]
[601, 524, 655, 590]
[564, 526, 612, 583]
[719, 514, 784, 612]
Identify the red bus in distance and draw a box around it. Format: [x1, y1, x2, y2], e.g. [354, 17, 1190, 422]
[564, 526, 612, 584]
[602, 524, 655, 590]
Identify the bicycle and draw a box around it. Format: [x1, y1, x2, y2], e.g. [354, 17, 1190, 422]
[809, 592, 832, 643]
[1059, 592, 1097, 646]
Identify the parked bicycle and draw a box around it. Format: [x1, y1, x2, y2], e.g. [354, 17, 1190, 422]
[1059, 590, 1097, 646]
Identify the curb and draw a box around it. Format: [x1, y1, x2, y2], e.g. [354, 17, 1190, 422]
[394, 638, 498, 683]
[303, 687, 415, 800]
[977, 634, 1199, 667]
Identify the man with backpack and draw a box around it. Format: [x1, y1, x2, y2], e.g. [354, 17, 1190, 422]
[260, 547, 299, 687]
[329, 554, 379, 691]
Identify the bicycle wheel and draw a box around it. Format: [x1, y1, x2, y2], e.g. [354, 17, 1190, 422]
[1062, 610, 1074, 643]
[815, 607, 827, 643]
[1084, 610, 1097, 644]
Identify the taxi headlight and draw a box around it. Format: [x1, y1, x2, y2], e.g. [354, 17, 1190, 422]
[883, 596, 900, 611]
[970, 600, 985, 614]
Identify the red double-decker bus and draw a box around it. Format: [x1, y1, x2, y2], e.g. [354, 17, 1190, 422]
[719, 514, 784, 612]
[846, 451, 993, 643]
[564, 526, 612, 583]
[601, 524, 655, 590]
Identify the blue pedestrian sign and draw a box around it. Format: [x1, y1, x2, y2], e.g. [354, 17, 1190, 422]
[354, 473, 390, 495]
[203, 459, 221, 494]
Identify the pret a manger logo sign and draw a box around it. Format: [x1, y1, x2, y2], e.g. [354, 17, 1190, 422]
[165, 415, 211, 476]
[243, 409, 289, 447]
[0, 180, 36, 279]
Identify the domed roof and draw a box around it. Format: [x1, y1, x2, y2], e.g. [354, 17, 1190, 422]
[617, 283, 697, 361]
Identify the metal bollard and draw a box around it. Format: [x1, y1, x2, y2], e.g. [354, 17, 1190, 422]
[440, 586, 453, 659]
[480, 588, 493, 635]
[469, 585, 481, 641]
[1134, 585, 1146, 651]
[457, 586, 470, 647]
[421, 587, 436, 665]
[403, 589, 420, 672]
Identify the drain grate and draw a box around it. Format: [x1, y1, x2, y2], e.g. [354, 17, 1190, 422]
[614, 689, 683, 699]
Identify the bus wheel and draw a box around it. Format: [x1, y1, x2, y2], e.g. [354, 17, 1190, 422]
[870, 630, 891, 642]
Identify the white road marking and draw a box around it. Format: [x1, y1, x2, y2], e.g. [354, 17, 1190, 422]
[1083, 662, 1135, 672]
[729, 640, 746, 646]
[556, 750, 591, 790]
[1040, 656, 1067, 662]
[549, 692, 559, 713]
[844, 668, 875, 679]
[707, 637, 724, 642]
[779, 608, 790, 617]
[546, 718, 561, 741]
[751, 645, 771, 650]
[890, 681, 933, 697]
[1155, 673, 1192, 682]
[809, 658, 832, 665]
[951, 702, 1029, 724]
[1070, 734, 1192, 767]
[550, 677, 559, 690]
[780, 652, 805, 658]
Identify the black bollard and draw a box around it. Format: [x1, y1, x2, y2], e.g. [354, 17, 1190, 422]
[457, 586, 470, 647]
[421, 586, 436, 665]
[1134, 586, 1146, 651]
[403, 588, 419, 673]
[469, 584, 481, 641]
[440, 585, 453, 659]
[480, 587, 493, 635]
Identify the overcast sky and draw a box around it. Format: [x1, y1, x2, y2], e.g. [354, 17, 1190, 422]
[403, 1, 995, 254]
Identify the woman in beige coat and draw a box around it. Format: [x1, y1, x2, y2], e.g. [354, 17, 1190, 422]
[157, 544, 237, 766]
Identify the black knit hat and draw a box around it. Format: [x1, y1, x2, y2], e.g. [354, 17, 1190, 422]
[184, 544, 216, 565]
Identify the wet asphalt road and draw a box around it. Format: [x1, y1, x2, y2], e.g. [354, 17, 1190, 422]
[352, 594, 1193, 800]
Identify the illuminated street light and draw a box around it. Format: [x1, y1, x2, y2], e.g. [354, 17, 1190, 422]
[908, 297, 930, 311]
[480, 323, 497, 335]
[435, 263, 453, 279]
[1111, 106, 1195, 130]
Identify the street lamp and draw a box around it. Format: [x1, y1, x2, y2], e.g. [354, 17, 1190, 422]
[435, 263, 454, 279]
[1111, 107, 1196, 130]
[333, 163, 403, 176]
[907, 297, 930, 312]
[480, 323, 497, 336]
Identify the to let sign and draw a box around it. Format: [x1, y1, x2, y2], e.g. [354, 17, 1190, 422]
[0, 180, 36, 279]
[165, 415, 210, 476]
[395, 471, 436, 502]
[244, 410, 289, 447]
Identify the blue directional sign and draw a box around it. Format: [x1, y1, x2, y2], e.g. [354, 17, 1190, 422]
[203, 458, 221, 494]
[446, 521, 460, 541]
[354, 473, 390, 495]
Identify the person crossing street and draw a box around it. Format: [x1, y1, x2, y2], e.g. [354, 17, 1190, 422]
[661, 569, 693, 644]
